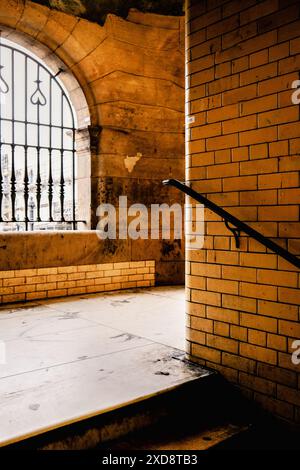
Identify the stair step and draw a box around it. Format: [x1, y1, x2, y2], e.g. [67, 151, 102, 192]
[1, 345, 218, 449]
[101, 422, 250, 451]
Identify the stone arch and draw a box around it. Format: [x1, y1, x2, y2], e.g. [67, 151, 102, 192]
[0, 1, 98, 228]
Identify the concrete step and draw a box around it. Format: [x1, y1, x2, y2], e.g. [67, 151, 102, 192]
[4, 354, 251, 450]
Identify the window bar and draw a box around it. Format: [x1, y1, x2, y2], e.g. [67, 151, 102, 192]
[24, 56, 29, 231]
[48, 76, 53, 222]
[10, 49, 16, 223]
[0, 39, 3, 224]
[72, 111, 76, 230]
[36, 65, 42, 223]
[60, 93, 65, 223]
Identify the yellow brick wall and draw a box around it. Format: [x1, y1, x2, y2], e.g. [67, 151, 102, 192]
[0, 261, 155, 304]
[186, 0, 300, 423]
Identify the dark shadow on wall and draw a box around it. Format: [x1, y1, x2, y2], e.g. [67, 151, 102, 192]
[31, 0, 184, 24]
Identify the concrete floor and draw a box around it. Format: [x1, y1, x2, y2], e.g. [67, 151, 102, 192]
[0, 286, 200, 447]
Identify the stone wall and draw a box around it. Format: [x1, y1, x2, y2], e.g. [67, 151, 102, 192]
[0, 0, 185, 285]
[186, 0, 300, 423]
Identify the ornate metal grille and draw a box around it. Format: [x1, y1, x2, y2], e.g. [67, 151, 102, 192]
[0, 39, 79, 231]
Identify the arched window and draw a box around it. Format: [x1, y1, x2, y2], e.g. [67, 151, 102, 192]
[0, 38, 81, 231]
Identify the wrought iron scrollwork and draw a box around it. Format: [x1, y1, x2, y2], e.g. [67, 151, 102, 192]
[30, 79, 47, 106]
[0, 65, 9, 94]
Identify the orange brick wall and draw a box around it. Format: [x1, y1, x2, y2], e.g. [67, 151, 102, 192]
[186, 0, 300, 423]
[0, 261, 155, 304]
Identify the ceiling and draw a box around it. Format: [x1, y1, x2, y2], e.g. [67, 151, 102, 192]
[32, 0, 185, 25]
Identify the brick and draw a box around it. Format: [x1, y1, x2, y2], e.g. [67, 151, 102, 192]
[222, 294, 257, 313]
[259, 73, 296, 96]
[279, 320, 300, 338]
[258, 300, 298, 321]
[191, 262, 221, 278]
[215, 61, 231, 79]
[208, 74, 239, 95]
[48, 289, 68, 298]
[215, 149, 231, 163]
[250, 49, 269, 68]
[191, 316, 213, 333]
[269, 140, 289, 158]
[257, 269, 298, 287]
[26, 292, 47, 300]
[190, 67, 215, 87]
[207, 162, 239, 178]
[279, 54, 300, 74]
[207, 334, 238, 353]
[222, 115, 257, 134]
[279, 157, 300, 173]
[257, 362, 297, 387]
[190, 7, 222, 32]
[188, 54, 214, 75]
[186, 328, 206, 345]
[191, 122, 221, 140]
[207, 104, 238, 123]
[241, 94, 277, 116]
[242, 159, 279, 178]
[240, 63, 277, 86]
[277, 384, 300, 407]
[269, 42, 290, 62]
[15, 269, 37, 277]
[232, 56, 249, 74]
[240, 127, 277, 146]
[267, 334, 287, 352]
[0, 287, 14, 295]
[191, 343, 221, 363]
[207, 305, 239, 324]
[77, 264, 97, 272]
[259, 172, 299, 189]
[241, 312, 277, 333]
[207, 250, 239, 265]
[255, 393, 293, 420]
[2, 293, 26, 303]
[279, 122, 300, 140]
[279, 222, 300, 238]
[26, 275, 47, 285]
[96, 263, 114, 270]
[240, 343, 277, 365]
[240, 372, 276, 396]
[241, 189, 277, 206]
[240, 0, 278, 26]
[38, 268, 58, 275]
[36, 282, 57, 292]
[57, 266, 77, 274]
[250, 143, 268, 160]
[231, 146, 249, 161]
[222, 352, 256, 374]
[214, 321, 230, 337]
[259, 107, 299, 128]
[223, 84, 257, 105]
[191, 289, 221, 306]
[248, 329, 267, 346]
[187, 275, 206, 290]
[279, 287, 300, 306]
[207, 278, 238, 294]
[230, 325, 248, 342]
[3, 277, 25, 287]
[206, 133, 238, 151]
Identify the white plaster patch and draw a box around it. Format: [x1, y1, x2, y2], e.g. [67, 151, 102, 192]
[124, 152, 142, 173]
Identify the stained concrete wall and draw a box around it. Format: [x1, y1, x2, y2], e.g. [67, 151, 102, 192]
[0, 1, 185, 284]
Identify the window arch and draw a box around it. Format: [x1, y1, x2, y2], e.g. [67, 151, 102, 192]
[0, 37, 84, 231]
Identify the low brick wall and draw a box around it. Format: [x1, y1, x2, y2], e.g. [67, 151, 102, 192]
[0, 261, 155, 304]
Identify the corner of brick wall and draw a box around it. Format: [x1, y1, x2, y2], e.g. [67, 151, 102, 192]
[186, 0, 300, 424]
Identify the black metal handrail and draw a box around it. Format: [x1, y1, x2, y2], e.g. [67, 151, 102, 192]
[163, 179, 300, 270]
